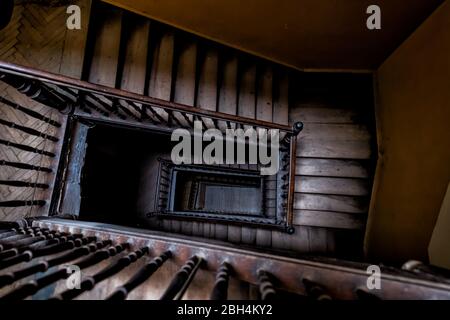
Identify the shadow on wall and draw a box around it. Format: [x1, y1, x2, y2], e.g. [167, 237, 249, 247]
[365, 1, 450, 264]
[0, 0, 14, 30]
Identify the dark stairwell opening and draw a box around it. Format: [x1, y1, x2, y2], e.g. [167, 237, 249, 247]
[77, 122, 284, 232]
[79, 124, 173, 227]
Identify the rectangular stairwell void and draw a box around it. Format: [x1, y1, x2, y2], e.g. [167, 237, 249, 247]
[0, 60, 299, 237]
[78, 124, 171, 227]
[168, 165, 263, 215]
[63, 120, 293, 233]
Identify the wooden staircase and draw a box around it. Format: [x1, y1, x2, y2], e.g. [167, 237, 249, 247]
[0, 0, 376, 259]
[2, 0, 449, 302]
[77, 1, 376, 256]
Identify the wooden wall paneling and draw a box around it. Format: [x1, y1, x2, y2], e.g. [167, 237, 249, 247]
[117, 13, 150, 121]
[237, 60, 257, 120]
[195, 45, 219, 238]
[296, 158, 370, 178]
[300, 123, 371, 140]
[197, 45, 219, 129]
[294, 193, 368, 214]
[213, 51, 238, 241]
[289, 74, 375, 255]
[272, 70, 289, 126]
[88, 3, 122, 87]
[232, 57, 256, 244]
[173, 35, 198, 236]
[13, 5, 66, 72]
[325, 229, 337, 253]
[289, 105, 360, 124]
[297, 121, 372, 159]
[289, 225, 311, 252]
[254, 63, 273, 247]
[148, 26, 174, 123]
[173, 34, 197, 127]
[175, 38, 197, 96]
[60, 0, 92, 79]
[147, 26, 175, 232]
[295, 176, 370, 196]
[297, 138, 372, 159]
[308, 226, 329, 253]
[293, 209, 365, 229]
[256, 64, 273, 121]
[119, 14, 150, 94]
[0, 2, 88, 220]
[217, 51, 238, 130]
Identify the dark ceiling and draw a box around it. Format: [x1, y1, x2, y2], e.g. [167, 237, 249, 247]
[103, 0, 445, 70]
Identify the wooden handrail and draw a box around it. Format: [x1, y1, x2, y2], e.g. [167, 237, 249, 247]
[0, 61, 302, 232]
[0, 218, 444, 300]
[0, 61, 294, 133]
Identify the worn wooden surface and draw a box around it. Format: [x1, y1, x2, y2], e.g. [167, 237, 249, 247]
[0, 2, 376, 259]
[289, 73, 376, 254]
[79, 4, 376, 256]
[231, 57, 255, 244]
[173, 34, 197, 236]
[88, 2, 122, 87]
[0, 1, 90, 220]
[119, 13, 150, 94]
[195, 45, 218, 238]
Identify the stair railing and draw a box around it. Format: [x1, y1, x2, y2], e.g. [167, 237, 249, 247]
[0, 60, 302, 232]
[0, 217, 449, 300]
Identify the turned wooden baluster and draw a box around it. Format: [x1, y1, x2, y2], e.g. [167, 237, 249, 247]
[0, 160, 52, 173]
[303, 279, 332, 300]
[0, 118, 59, 142]
[107, 250, 172, 300]
[0, 236, 99, 287]
[0, 96, 61, 127]
[54, 247, 150, 300]
[160, 256, 203, 300]
[258, 270, 277, 301]
[0, 73, 71, 113]
[0, 242, 129, 300]
[210, 262, 232, 300]
[0, 231, 65, 260]
[0, 139, 55, 157]
[0, 229, 57, 252]
[0, 180, 48, 189]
